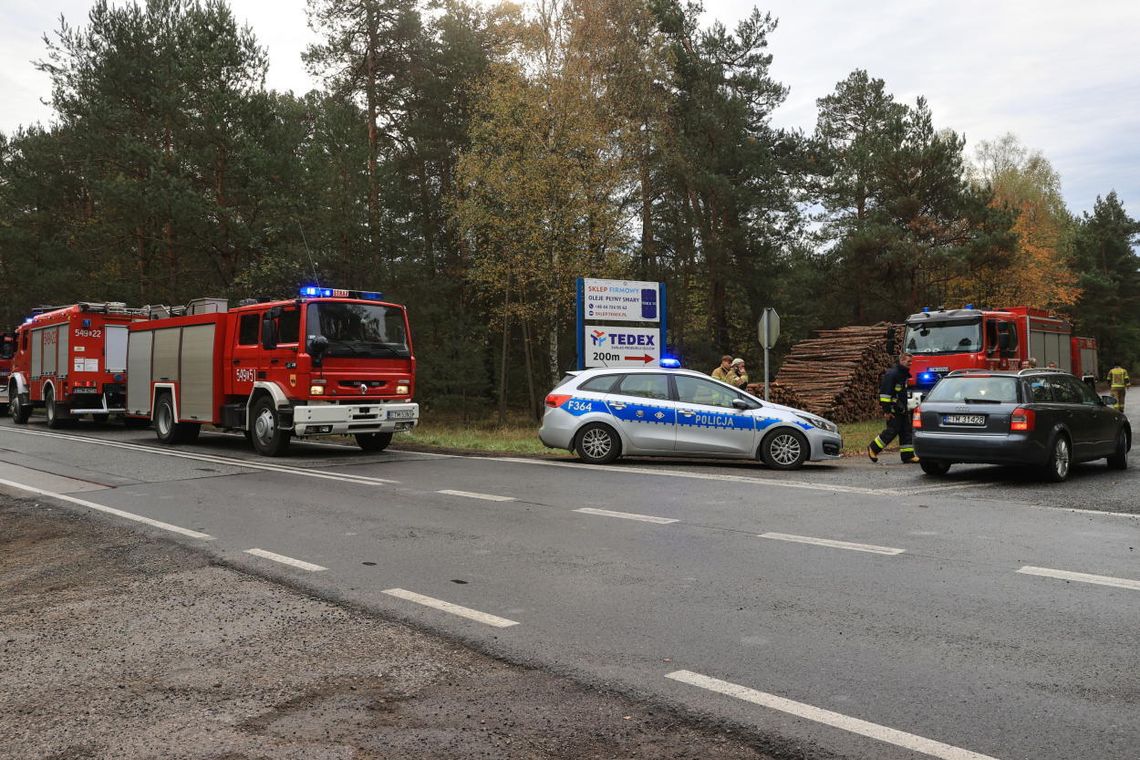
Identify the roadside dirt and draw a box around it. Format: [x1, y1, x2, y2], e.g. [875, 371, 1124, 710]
[0, 497, 801, 760]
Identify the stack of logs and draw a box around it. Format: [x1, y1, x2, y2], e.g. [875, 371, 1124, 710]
[771, 323, 903, 423]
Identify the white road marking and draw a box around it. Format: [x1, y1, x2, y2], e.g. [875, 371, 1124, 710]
[665, 670, 1000, 760]
[575, 507, 678, 524]
[382, 588, 519, 627]
[759, 532, 905, 556]
[437, 489, 516, 502]
[244, 548, 327, 572]
[0, 477, 213, 540]
[501, 457, 894, 495]
[1017, 565, 1140, 591]
[0, 427, 398, 486]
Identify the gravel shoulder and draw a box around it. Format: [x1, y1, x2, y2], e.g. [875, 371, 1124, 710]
[0, 496, 792, 760]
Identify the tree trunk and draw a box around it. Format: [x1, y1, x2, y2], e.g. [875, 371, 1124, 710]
[522, 320, 539, 422]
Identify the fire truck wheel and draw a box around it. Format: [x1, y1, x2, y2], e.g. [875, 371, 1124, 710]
[10, 391, 31, 425]
[250, 396, 291, 457]
[44, 388, 72, 429]
[355, 432, 393, 452]
[154, 394, 196, 444]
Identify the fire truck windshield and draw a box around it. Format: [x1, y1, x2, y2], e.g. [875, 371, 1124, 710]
[306, 302, 410, 359]
[903, 319, 982, 355]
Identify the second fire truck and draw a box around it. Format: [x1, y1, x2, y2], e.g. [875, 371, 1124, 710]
[125, 287, 419, 456]
[901, 305, 1099, 405]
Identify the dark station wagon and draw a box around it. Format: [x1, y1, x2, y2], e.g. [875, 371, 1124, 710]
[913, 369, 1130, 482]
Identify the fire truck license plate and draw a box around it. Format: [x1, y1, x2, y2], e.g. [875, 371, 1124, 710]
[387, 409, 416, 420]
[944, 414, 986, 426]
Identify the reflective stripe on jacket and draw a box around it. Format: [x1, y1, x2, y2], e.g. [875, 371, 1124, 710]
[1109, 367, 1129, 388]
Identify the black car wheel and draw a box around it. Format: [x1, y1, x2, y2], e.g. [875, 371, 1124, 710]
[1107, 429, 1129, 470]
[1043, 434, 1071, 483]
[760, 428, 809, 470]
[575, 423, 621, 464]
[920, 460, 951, 476]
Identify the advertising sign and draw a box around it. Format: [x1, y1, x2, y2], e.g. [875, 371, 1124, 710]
[583, 278, 660, 323]
[583, 326, 661, 367]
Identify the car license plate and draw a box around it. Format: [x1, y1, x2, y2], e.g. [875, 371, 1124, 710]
[387, 409, 416, 420]
[944, 414, 986, 426]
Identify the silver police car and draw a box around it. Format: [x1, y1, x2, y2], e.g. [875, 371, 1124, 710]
[539, 365, 842, 469]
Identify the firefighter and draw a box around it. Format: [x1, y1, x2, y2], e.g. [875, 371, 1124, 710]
[867, 353, 919, 464]
[1108, 361, 1130, 411]
[711, 355, 733, 383]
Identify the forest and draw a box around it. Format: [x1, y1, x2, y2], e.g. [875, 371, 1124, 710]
[2, 0, 1138, 417]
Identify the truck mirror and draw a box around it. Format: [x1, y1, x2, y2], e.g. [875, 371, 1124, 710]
[997, 332, 1010, 352]
[885, 326, 896, 354]
[261, 317, 278, 350]
[307, 335, 329, 366]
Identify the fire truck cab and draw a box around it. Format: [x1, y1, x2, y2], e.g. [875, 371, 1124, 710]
[126, 288, 418, 456]
[0, 332, 15, 410]
[902, 305, 1098, 407]
[8, 303, 149, 426]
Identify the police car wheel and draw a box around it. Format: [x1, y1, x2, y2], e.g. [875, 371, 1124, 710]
[760, 428, 808, 470]
[575, 423, 620, 465]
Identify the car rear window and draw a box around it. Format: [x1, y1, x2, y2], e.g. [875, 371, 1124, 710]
[926, 376, 1020, 403]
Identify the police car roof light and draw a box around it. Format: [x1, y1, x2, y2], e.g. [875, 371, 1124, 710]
[965, 304, 975, 309]
[659, 358, 681, 369]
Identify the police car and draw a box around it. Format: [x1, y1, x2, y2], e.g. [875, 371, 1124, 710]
[538, 361, 842, 469]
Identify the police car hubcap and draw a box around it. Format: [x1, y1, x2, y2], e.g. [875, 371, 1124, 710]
[770, 434, 801, 465]
[582, 429, 611, 458]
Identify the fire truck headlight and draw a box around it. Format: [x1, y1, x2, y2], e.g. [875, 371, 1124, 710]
[396, 382, 410, 395]
[310, 384, 325, 395]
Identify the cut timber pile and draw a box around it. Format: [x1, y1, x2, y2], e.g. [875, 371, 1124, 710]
[774, 323, 902, 423]
[745, 382, 803, 409]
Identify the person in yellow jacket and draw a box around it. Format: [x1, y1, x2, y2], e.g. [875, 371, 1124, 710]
[711, 355, 733, 382]
[1108, 362, 1130, 411]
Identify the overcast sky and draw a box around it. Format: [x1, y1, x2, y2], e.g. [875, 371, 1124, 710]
[3, 0, 1138, 217]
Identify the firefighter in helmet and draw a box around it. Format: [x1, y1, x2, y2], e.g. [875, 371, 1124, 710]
[868, 353, 919, 464]
[1108, 361, 1130, 411]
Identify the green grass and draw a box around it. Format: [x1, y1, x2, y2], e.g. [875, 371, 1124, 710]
[393, 410, 888, 459]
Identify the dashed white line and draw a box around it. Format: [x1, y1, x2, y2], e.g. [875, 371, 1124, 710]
[382, 588, 519, 627]
[0, 477, 214, 540]
[665, 670, 1000, 760]
[1017, 565, 1140, 591]
[437, 489, 516, 502]
[244, 548, 327, 572]
[759, 531, 905, 556]
[575, 507, 678, 524]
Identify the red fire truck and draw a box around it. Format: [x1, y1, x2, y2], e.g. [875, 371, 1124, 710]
[0, 332, 16, 411]
[901, 305, 1098, 404]
[125, 287, 418, 456]
[8, 303, 150, 426]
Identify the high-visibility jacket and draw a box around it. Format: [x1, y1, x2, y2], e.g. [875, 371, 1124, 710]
[1109, 366, 1130, 388]
[878, 363, 911, 414]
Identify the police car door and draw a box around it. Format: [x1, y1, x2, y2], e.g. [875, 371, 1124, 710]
[604, 373, 676, 454]
[672, 375, 757, 455]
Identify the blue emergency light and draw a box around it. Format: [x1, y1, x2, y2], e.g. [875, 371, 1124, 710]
[917, 371, 938, 385]
[299, 286, 384, 300]
[659, 358, 681, 369]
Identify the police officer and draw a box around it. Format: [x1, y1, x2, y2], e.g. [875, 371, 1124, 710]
[868, 353, 919, 464]
[1108, 361, 1130, 411]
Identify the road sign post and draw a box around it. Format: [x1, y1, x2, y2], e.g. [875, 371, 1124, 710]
[758, 308, 780, 400]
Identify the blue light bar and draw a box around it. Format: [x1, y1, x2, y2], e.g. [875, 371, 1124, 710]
[918, 372, 937, 385]
[965, 303, 975, 309]
[659, 357, 681, 369]
[299, 286, 384, 300]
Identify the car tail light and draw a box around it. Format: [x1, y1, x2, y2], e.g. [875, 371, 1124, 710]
[912, 406, 922, 429]
[1010, 407, 1035, 432]
[545, 393, 572, 408]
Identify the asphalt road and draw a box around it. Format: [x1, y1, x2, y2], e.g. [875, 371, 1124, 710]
[1, 418, 1137, 760]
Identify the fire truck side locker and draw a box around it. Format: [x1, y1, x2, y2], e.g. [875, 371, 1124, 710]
[127, 315, 225, 423]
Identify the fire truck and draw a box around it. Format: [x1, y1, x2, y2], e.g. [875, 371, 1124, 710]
[0, 332, 16, 411]
[125, 287, 419, 456]
[8, 303, 150, 426]
[901, 305, 1099, 405]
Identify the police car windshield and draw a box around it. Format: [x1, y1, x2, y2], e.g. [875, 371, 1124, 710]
[306, 303, 409, 359]
[904, 319, 982, 355]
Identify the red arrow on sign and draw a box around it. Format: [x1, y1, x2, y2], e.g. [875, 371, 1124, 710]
[624, 354, 655, 364]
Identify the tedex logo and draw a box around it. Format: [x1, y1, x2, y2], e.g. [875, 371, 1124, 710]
[610, 333, 655, 346]
[591, 330, 607, 346]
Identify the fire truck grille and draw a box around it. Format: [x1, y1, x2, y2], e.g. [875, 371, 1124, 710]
[351, 412, 379, 420]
